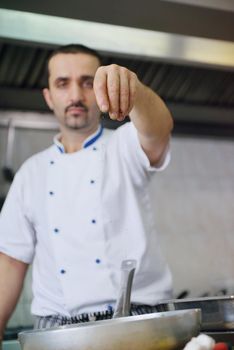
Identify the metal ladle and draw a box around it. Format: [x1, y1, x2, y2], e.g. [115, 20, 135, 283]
[113, 259, 137, 318]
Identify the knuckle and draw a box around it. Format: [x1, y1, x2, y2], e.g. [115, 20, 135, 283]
[120, 66, 129, 75]
[109, 64, 118, 70]
[105, 64, 119, 73]
[96, 66, 105, 73]
[131, 71, 137, 79]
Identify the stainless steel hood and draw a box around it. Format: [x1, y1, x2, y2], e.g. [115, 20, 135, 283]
[161, 0, 234, 12]
[0, 9, 234, 69]
[0, 7, 234, 137]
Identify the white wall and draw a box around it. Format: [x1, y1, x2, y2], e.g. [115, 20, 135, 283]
[0, 111, 234, 327]
[151, 136, 234, 298]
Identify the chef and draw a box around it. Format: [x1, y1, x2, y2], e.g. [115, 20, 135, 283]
[0, 43, 173, 335]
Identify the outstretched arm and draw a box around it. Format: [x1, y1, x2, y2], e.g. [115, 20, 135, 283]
[94, 64, 173, 166]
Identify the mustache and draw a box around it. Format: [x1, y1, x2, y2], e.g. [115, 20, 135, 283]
[65, 101, 88, 113]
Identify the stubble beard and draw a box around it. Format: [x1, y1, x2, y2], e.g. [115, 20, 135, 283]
[64, 115, 88, 130]
[63, 111, 100, 132]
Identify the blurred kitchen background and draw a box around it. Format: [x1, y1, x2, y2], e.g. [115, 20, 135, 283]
[0, 0, 234, 336]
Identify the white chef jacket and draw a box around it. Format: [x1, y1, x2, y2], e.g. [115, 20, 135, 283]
[0, 122, 173, 317]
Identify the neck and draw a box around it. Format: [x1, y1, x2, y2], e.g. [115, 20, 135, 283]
[60, 124, 100, 153]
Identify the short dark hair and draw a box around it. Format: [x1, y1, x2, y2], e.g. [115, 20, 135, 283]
[45, 43, 102, 84]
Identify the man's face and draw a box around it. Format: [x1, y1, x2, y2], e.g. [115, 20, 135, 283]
[43, 53, 101, 132]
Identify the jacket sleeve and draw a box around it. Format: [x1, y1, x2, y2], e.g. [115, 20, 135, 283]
[0, 167, 36, 264]
[113, 122, 171, 177]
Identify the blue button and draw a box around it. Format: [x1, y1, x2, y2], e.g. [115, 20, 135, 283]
[50, 160, 55, 165]
[60, 269, 66, 274]
[93, 146, 97, 151]
[95, 259, 101, 264]
[49, 191, 54, 196]
[107, 305, 113, 312]
[54, 228, 59, 233]
[90, 180, 95, 184]
[91, 219, 96, 224]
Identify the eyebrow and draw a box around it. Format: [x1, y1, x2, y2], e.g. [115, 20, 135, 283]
[54, 77, 69, 83]
[54, 75, 94, 82]
[79, 75, 94, 82]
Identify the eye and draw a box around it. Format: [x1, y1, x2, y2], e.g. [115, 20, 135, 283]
[82, 79, 94, 89]
[57, 81, 67, 88]
[55, 79, 69, 88]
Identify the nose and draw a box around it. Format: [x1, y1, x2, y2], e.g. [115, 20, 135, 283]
[69, 83, 84, 102]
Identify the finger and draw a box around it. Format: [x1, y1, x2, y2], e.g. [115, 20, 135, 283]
[128, 72, 138, 115]
[93, 67, 109, 113]
[119, 67, 130, 118]
[107, 65, 120, 120]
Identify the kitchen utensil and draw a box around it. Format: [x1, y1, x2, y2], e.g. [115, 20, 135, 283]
[113, 259, 136, 318]
[19, 309, 201, 350]
[155, 296, 234, 331]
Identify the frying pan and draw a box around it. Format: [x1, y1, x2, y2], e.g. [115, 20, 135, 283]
[18, 260, 201, 350]
[155, 296, 234, 331]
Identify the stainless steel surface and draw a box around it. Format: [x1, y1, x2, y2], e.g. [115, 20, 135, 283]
[1, 0, 234, 42]
[161, 0, 234, 12]
[156, 296, 234, 331]
[0, 1, 234, 137]
[113, 259, 136, 318]
[0, 9, 234, 69]
[205, 331, 234, 345]
[0, 112, 59, 131]
[2, 119, 15, 182]
[2, 340, 21, 350]
[18, 309, 201, 350]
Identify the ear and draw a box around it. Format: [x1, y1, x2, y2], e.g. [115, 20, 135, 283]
[43, 88, 54, 111]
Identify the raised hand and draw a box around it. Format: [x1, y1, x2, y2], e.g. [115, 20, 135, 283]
[93, 64, 138, 121]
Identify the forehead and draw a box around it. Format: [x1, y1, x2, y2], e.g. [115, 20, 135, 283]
[48, 53, 100, 79]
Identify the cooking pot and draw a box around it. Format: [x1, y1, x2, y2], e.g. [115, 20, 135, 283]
[19, 309, 201, 350]
[18, 260, 201, 350]
[155, 296, 234, 331]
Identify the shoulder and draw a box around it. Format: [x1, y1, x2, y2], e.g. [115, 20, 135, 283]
[100, 123, 138, 155]
[102, 122, 135, 143]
